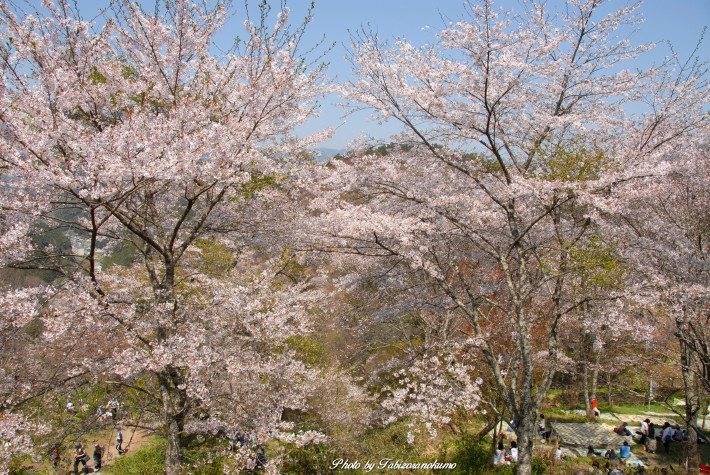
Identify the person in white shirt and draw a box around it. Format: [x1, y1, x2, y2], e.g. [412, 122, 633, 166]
[536, 414, 547, 441]
[493, 441, 506, 465]
[638, 418, 650, 445]
[510, 441, 518, 463]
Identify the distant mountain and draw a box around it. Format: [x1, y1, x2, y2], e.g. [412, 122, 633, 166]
[314, 147, 346, 162]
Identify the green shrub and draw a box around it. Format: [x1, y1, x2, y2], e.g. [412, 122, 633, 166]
[282, 443, 340, 474]
[7, 454, 34, 475]
[108, 438, 165, 475]
[545, 412, 589, 423]
[531, 456, 550, 475]
[447, 435, 513, 475]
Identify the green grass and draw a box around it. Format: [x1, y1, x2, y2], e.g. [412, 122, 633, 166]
[542, 408, 589, 423]
[600, 403, 682, 418]
[105, 437, 166, 475]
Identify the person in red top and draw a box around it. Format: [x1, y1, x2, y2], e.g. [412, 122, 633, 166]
[592, 398, 600, 417]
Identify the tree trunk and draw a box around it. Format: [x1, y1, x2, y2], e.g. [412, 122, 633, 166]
[159, 368, 188, 475]
[588, 351, 601, 418]
[514, 416, 535, 475]
[583, 362, 592, 418]
[680, 332, 701, 474]
[685, 423, 700, 475]
[607, 372, 613, 407]
[591, 350, 600, 402]
[490, 414, 499, 467]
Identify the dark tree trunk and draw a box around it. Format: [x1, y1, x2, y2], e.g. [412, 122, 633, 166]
[514, 415, 535, 475]
[680, 331, 701, 473]
[583, 361, 591, 418]
[159, 367, 188, 475]
[607, 371, 613, 407]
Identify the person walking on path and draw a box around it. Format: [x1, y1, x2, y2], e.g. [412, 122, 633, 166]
[72, 442, 89, 474]
[116, 427, 125, 455]
[93, 443, 103, 471]
[50, 446, 61, 470]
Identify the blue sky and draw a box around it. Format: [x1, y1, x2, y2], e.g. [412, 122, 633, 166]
[294, 0, 709, 150]
[72, 1, 709, 149]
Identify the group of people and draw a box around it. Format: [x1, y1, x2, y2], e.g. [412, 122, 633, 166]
[69, 441, 103, 474]
[590, 440, 633, 461]
[67, 399, 123, 421]
[636, 419, 684, 454]
[50, 426, 125, 473]
[607, 418, 686, 460]
[228, 432, 268, 471]
[493, 440, 519, 465]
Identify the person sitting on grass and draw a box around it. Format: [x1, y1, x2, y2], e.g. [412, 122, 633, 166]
[619, 440, 631, 460]
[613, 421, 631, 437]
[510, 441, 518, 463]
[673, 424, 684, 441]
[494, 441, 506, 465]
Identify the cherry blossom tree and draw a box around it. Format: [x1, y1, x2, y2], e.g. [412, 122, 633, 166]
[559, 299, 656, 417]
[615, 137, 709, 471]
[0, 0, 329, 472]
[310, 1, 707, 473]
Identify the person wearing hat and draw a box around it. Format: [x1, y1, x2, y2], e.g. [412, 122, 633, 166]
[93, 442, 104, 471]
[73, 442, 89, 474]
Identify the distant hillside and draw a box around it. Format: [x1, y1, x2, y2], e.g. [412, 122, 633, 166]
[314, 147, 346, 162]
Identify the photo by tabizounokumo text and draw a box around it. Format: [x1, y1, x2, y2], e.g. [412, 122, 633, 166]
[330, 458, 457, 471]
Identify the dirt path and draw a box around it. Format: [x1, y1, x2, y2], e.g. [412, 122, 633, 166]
[20, 424, 156, 474]
[99, 425, 155, 472]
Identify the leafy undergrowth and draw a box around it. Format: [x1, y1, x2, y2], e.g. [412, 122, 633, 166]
[282, 420, 436, 474]
[14, 414, 705, 474]
[599, 403, 676, 415]
[542, 408, 590, 424]
[104, 435, 228, 475]
[444, 434, 552, 475]
[104, 437, 166, 475]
